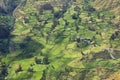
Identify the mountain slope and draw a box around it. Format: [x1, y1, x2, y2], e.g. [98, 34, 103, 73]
[0, 0, 120, 80]
[93, 0, 120, 22]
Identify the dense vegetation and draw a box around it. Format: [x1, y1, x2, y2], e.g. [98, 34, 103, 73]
[0, 0, 120, 80]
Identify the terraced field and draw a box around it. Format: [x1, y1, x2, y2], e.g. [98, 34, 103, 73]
[93, 0, 120, 17]
[0, 0, 120, 80]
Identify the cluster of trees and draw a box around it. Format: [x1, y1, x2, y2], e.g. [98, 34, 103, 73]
[0, 0, 21, 54]
[34, 56, 49, 65]
[110, 31, 120, 41]
[76, 37, 92, 48]
[0, 0, 22, 14]
[14, 56, 49, 75]
[0, 62, 8, 80]
[39, 3, 54, 13]
[0, 25, 10, 53]
[15, 64, 23, 73]
[18, 36, 44, 57]
[0, 25, 10, 39]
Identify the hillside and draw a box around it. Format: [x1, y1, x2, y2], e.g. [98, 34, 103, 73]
[0, 0, 120, 80]
[93, 0, 120, 23]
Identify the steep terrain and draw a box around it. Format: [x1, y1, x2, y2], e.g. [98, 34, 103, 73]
[93, 0, 120, 23]
[0, 0, 120, 80]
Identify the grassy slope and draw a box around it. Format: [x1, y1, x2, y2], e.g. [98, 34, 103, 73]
[1, 0, 120, 80]
[93, 0, 120, 23]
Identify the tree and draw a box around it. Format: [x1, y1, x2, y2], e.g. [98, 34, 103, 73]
[74, 6, 81, 13]
[40, 69, 46, 80]
[0, 62, 8, 79]
[0, 25, 10, 53]
[72, 13, 79, 19]
[15, 64, 23, 73]
[43, 56, 49, 64]
[19, 36, 44, 57]
[87, 5, 96, 12]
[41, 3, 53, 12]
[27, 67, 34, 72]
[54, 11, 63, 19]
[0, 25, 10, 39]
[34, 57, 42, 64]
[110, 31, 119, 40]
[76, 26, 79, 33]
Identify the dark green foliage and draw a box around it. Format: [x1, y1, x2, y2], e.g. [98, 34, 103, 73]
[15, 64, 23, 73]
[76, 37, 92, 48]
[0, 2, 16, 54]
[77, 41, 89, 48]
[87, 5, 96, 12]
[79, 69, 89, 80]
[110, 31, 120, 40]
[20, 36, 44, 53]
[27, 67, 34, 72]
[88, 26, 96, 31]
[0, 0, 22, 14]
[54, 3, 69, 19]
[54, 11, 64, 19]
[40, 69, 46, 80]
[0, 7, 7, 14]
[24, 17, 29, 23]
[40, 3, 53, 12]
[54, 36, 65, 44]
[34, 57, 42, 64]
[0, 62, 8, 79]
[72, 13, 79, 19]
[0, 25, 10, 39]
[64, 66, 73, 72]
[17, 36, 45, 58]
[6, 0, 19, 13]
[43, 56, 49, 64]
[76, 26, 79, 33]
[73, 0, 76, 2]
[74, 6, 81, 12]
[0, 0, 120, 80]
[0, 25, 11, 53]
[0, 39, 9, 53]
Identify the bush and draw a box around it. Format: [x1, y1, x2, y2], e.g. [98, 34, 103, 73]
[27, 67, 34, 72]
[15, 64, 23, 73]
[72, 13, 79, 19]
[34, 57, 42, 64]
[43, 56, 49, 64]
[41, 3, 53, 11]
[0, 26, 10, 39]
[74, 6, 81, 12]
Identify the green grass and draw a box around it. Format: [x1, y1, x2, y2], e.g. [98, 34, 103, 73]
[1, 0, 120, 80]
